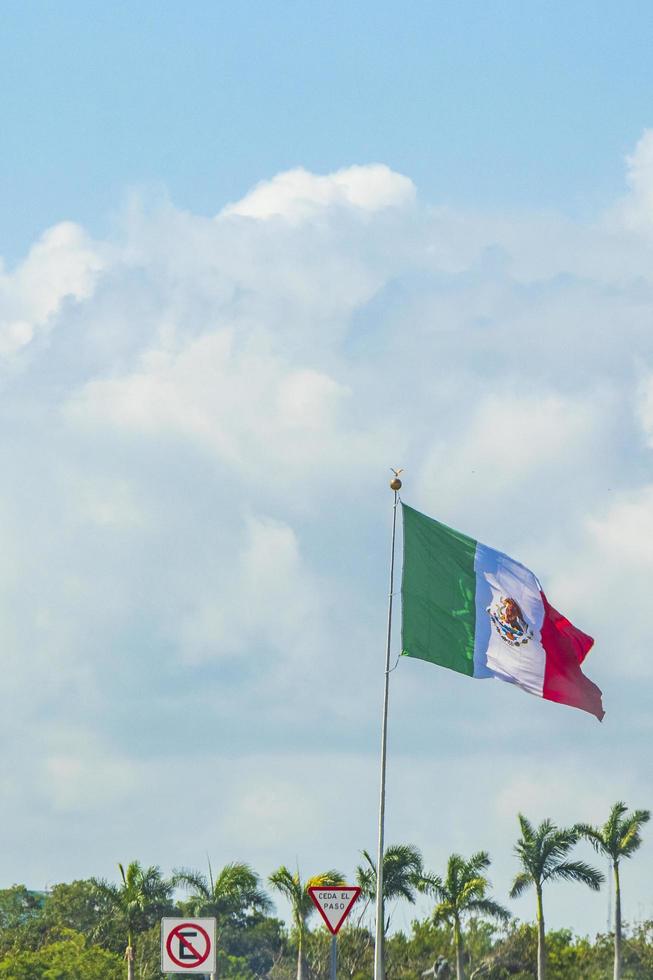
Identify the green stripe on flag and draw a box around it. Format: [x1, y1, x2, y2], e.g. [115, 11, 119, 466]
[401, 503, 477, 676]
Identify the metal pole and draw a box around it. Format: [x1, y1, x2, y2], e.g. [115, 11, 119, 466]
[373, 470, 402, 980]
[330, 934, 337, 980]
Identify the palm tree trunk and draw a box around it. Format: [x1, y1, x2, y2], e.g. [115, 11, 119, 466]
[613, 862, 622, 980]
[536, 886, 546, 980]
[297, 928, 307, 980]
[454, 918, 465, 980]
[125, 930, 134, 980]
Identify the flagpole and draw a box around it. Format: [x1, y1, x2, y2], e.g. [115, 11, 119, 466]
[374, 469, 402, 980]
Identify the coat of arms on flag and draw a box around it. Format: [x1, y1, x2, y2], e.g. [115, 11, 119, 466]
[488, 596, 533, 647]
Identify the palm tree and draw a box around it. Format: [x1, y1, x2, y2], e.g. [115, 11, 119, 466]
[268, 866, 344, 980]
[173, 860, 271, 980]
[510, 815, 603, 980]
[92, 861, 172, 980]
[423, 852, 509, 980]
[355, 843, 424, 934]
[576, 802, 650, 980]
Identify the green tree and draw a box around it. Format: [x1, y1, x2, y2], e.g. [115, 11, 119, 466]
[268, 866, 343, 980]
[469, 920, 537, 979]
[423, 852, 509, 980]
[305, 923, 374, 980]
[173, 861, 271, 980]
[387, 918, 455, 980]
[576, 802, 651, 980]
[41, 880, 123, 952]
[0, 928, 123, 980]
[509, 815, 603, 980]
[174, 860, 270, 923]
[624, 919, 653, 978]
[220, 912, 286, 979]
[91, 862, 172, 980]
[355, 844, 424, 934]
[0, 886, 46, 955]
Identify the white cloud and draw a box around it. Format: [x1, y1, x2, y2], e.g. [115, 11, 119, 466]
[607, 127, 653, 239]
[586, 487, 653, 567]
[0, 221, 104, 354]
[221, 164, 415, 222]
[416, 390, 602, 523]
[178, 514, 324, 664]
[2, 149, 653, 932]
[622, 129, 653, 230]
[64, 327, 388, 503]
[544, 485, 653, 680]
[636, 371, 653, 446]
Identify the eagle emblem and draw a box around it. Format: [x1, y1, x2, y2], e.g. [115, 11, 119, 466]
[487, 596, 533, 647]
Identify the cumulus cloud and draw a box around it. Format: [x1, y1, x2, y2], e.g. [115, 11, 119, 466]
[65, 329, 369, 487]
[177, 514, 325, 664]
[2, 151, 653, 929]
[621, 130, 653, 231]
[221, 163, 415, 221]
[0, 222, 104, 354]
[549, 485, 653, 680]
[416, 390, 604, 524]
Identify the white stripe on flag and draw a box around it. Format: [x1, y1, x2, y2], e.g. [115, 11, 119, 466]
[473, 543, 546, 697]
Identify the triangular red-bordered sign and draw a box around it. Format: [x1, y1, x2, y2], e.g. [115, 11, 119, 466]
[308, 886, 362, 935]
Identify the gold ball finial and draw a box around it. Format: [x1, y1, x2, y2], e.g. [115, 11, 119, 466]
[390, 468, 403, 491]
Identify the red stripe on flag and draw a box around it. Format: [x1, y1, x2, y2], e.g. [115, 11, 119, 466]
[540, 592, 605, 721]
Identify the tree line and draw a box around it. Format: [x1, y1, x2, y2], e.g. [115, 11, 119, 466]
[0, 802, 649, 980]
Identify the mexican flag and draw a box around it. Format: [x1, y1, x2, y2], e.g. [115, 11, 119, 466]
[401, 504, 604, 720]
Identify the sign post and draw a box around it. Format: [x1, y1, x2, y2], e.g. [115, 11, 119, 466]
[308, 886, 361, 980]
[330, 932, 337, 980]
[161, 918, 216, 975]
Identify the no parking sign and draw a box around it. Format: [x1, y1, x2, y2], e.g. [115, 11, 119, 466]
[161, 918, 216, 974]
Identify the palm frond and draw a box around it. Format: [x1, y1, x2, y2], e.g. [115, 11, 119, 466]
[540, 827, 578, 868]
[425, 850, 503, 927]
[90, 879, 121, 905]
[355, 865, 374, 900]
[213, 862, 272, 915]
[171, 868, 210, 897]
[516, 814, 535, 842]
[546, 860, 604, 891]
[307, 869, 345, 890]
[269, 866, 301, 904]
[356, 844, 423, 905]
[509, 872, 532, 899]
[574, 823, 606, 857]
[466, 897, 511, 923]
[618, 810, 651, 858]
[360, 850, 376, 872]
[432, 899, 456, 925]
[467, 852, 491, 875]
[578, 804, 650, 863]
[605, 802, 629, 847]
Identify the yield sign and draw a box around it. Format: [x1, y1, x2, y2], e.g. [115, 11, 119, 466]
[161, 918, 216, 974]
[308, 886, 362, 935]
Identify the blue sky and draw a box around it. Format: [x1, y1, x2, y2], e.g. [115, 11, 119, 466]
[2, 0, 653, 942]
[3, 0, 653, 261]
